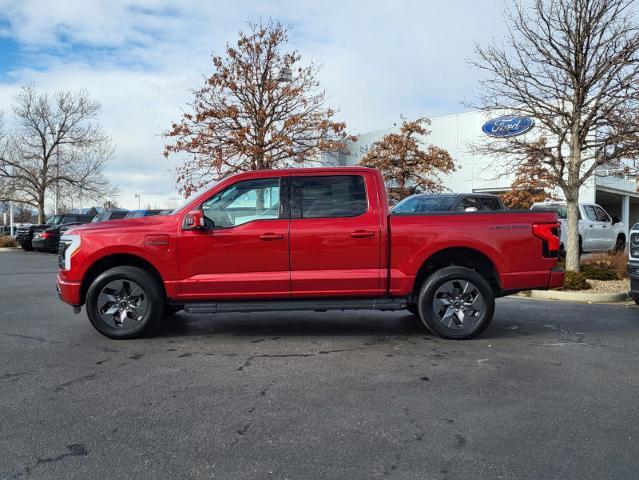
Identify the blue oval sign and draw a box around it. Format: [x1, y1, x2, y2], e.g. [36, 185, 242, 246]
[482, 116, 534, 138]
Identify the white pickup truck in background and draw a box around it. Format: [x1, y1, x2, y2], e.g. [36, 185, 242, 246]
[531, 201, 626, 254]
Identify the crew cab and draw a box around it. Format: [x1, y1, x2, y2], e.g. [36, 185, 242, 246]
[57, 167, 563, 340]
[531, 201, 625, 253]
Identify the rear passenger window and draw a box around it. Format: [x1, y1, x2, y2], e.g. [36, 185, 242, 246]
[456, 197, 480, 211]
[479, 197, 502, 211]
[293, 175, 368, 219]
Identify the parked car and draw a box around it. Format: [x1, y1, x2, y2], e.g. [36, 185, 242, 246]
[56, 167, 563, 340]
[530, 201, 625, 253]
[91, 210, 129, 223]
[392, 193, 506, 214]
[1, 225, 13, 236]
[32, 222, 87, 253]
[16, 214, 95, 251]
[124, 209, 165, 219]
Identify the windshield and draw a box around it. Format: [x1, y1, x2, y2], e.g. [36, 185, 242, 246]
[124, 210, 145, 219]
[45, 215, 63, 225]
[91, 212, 109, 223]
[392, 195, 457, 214]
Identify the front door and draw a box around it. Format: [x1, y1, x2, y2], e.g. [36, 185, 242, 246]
[289, 173, 383, 297]
[177, 176, 290, 300]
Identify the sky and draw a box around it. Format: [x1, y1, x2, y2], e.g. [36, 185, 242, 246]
[0, 0, 508, 210]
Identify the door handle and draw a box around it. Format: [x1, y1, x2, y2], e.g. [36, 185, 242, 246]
[350, 230, 375, 238]
[259, 233, 284, 241]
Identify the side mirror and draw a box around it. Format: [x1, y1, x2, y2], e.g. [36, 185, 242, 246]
[464, 207, 478, 212]
[612, 216, 620, 225]
[183, 209, 206, 230]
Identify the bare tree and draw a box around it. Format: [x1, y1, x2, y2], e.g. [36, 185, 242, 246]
[164, 20, 352, 198]
[473, 0, 639, 271]
[0, 85, 117, 222]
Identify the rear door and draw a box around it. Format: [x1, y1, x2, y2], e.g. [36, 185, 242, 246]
[289, 173, 383, 297]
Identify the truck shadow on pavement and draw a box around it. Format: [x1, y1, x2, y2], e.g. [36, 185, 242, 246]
[149, 299, 637, 342]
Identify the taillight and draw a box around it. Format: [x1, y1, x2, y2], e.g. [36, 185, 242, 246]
[533, 222, 560, 257]
[41, 232, 53, 239]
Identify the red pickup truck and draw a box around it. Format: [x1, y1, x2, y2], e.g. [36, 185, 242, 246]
[57, 167, 563, 340]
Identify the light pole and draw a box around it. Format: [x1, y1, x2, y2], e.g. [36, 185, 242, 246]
[53, 124, 61, 215]
[134, 194, 141, 210]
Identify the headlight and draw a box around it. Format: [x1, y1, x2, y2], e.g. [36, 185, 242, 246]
[631, 233, 639, 245]
[58, 234, 80, 270]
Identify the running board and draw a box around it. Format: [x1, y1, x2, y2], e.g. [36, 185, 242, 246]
[183, 298, 408, 315]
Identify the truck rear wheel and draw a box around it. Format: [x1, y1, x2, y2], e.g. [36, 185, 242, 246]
[86, 266, 164, 339]
[417, 266, 495, 340]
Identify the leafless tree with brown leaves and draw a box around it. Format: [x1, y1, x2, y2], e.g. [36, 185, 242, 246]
[473, 0, 639, 271]
[0, 85, 117, 222]
[359, 117, 456, 203]
[164, 20, 352, 198]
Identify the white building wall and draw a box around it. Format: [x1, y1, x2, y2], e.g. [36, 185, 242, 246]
[341, 109, 626, 206]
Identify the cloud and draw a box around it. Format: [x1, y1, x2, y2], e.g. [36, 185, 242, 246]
[0, 0, 507, 209]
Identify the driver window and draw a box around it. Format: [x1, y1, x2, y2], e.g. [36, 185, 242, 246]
[584, 205, 598, 221]
[202, 178, 281, 228]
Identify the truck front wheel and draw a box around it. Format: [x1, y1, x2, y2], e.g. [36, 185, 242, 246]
[417, 266, 495, 340]
[86, 266, 165, 339]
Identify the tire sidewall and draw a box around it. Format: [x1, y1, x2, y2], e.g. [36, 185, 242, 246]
[418, 266, 495, 340]
[86, 266, 164, 339]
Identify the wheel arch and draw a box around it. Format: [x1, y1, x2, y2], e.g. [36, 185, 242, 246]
[80, 253, 166, 305]
[412, 247, 501, 298]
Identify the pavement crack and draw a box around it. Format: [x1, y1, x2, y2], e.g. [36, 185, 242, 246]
[55, 374, 96, 392]
[37, 444, 88, 465]
[237, 353, 315, 371]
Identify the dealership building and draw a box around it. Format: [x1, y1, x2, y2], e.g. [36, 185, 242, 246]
[328, 110, 639, 236]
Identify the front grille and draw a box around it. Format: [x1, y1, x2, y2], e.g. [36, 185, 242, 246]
[58, 241, 70, 269]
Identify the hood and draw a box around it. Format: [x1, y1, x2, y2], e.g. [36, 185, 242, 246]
[65, 214, 177, 235]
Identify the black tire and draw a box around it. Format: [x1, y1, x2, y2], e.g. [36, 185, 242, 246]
[21, 243, 33, 251]
[614, 235, 626, 253]
[406, 304, 419, 315]
[86, 266, 165, 339]
[417, 266, 495, 340]
[631, 293, 639, 306]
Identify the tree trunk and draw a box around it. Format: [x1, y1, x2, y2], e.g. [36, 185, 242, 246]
[565, 197, 580, 272]
[37, 192, 46, 224]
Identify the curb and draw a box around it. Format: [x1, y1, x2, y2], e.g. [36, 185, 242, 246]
[518, 290, 629, 303]
[0, 247, 20, 252]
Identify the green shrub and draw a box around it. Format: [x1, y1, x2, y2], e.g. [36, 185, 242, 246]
[557, 271, 591, 291]
[0, 236, 17, 248]
[580, 263, 618, 280]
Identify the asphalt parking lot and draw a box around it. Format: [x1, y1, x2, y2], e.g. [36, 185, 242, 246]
[1, 250, 639, 480]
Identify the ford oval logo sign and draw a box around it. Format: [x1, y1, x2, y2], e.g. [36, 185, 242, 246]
[482, 116, 534, 138]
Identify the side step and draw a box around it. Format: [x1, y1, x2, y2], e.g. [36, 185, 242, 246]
[183, 297, 408, 315]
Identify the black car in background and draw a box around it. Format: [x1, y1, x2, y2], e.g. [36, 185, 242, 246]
[391, 193, 506, 214]
[16, 214, 95, 251]
[91, 209, 129, 223]
[32, 222, 87, 253]
[123, 209, 166, 219]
